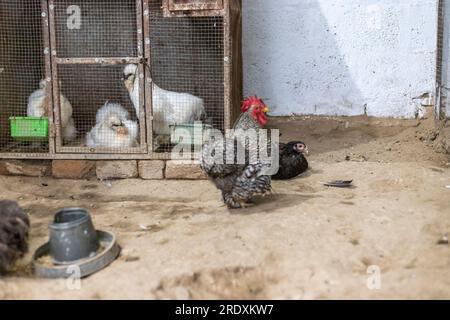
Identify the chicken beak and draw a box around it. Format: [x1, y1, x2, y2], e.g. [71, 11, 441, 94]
[263, 106, 270, 114]
[116, 127, 129, 135]
[304, 147, 309, 156]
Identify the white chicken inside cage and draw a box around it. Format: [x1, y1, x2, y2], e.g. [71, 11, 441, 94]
[1, 0, 230, 157]
[122, 63, 206, 150]
[25, 65, 208, 151]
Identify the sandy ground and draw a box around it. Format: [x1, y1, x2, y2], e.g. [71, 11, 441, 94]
[0, 116, 449, 300]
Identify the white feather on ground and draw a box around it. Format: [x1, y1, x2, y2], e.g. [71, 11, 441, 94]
[86, 102, 138, 148]
[123, 64, 205, 147]
[27, 80, 77, 141]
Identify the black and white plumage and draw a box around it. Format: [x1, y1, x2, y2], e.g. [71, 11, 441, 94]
[200, 137, 272, 209]
[86, 102, 138, 148]
[272, 141, 309, 180]
[200, 96, 274, 209]
[0, 201, 29, 273]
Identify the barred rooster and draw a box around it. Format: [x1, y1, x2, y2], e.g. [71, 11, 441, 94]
[200, 96, 272, 209]
[234, 96, 269, 130]
[0, 201, 29, 273]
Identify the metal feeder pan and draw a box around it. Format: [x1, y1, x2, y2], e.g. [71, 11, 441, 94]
[33, 230, 120, 279]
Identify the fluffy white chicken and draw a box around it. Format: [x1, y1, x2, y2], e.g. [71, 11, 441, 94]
[123, 64, 205, 147]
[86, 102, 138, 148]
[27, 79, 77, 140]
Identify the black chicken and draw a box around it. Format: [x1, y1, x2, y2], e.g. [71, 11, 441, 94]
[272, 141, 309, 180]
[0, 200, 30, 273]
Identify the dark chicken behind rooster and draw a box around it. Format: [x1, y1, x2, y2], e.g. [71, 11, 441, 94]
[0, 200, 30, 273]
[272, 141, 309, 180]
[200, 96, 272, 209]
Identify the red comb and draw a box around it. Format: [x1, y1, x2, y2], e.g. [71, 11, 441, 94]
[242, 96, 265, 112]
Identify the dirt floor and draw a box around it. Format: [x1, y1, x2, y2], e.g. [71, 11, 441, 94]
[0, 116, 450, 300]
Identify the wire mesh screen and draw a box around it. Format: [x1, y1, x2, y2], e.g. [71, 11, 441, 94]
[56, 64, 142, 151]
[0, 0, 48, 154]
[1, 0, 230, 158]
[53, 0, 139, 58]
[149, 0, 225, 153]
[51, 0, 144, 154]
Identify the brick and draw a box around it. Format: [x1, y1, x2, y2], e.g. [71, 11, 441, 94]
[0, 160, 51, 177]
[165, 161, 206, 180]
[52, 160, 95, 179]
[96, 161, 138, 180]
[0, 161, 8, 176]
[138, 160, 165, 180]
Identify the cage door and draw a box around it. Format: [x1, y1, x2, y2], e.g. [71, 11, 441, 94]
[47, 0, 149, 155]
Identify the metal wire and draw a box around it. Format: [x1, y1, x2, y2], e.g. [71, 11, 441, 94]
[436, 0, 444, 120]
[57, 64, 141, 151]
[54, 0, 138, 58]
[0, 0, 47, 154]
[149, 0, 224, 153]
[1, 0, 227, 157]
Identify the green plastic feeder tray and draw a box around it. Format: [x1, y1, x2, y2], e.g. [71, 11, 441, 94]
[9, 116, 49, 141]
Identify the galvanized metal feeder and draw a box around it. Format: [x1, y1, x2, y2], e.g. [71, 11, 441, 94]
[33, 208, 120, 279]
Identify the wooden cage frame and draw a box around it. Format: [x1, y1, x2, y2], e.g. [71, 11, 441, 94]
[0, 0, 242, 160]
[436, 0, 446, 120]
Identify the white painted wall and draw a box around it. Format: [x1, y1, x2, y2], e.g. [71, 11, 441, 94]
[242, 0, 438, 118]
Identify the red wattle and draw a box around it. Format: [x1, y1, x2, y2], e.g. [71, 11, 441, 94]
[255, 110, 267, 127]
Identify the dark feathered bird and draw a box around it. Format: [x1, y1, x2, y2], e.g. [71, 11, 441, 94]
[0, 200, 30, 273]
[272, 141, 309, 180]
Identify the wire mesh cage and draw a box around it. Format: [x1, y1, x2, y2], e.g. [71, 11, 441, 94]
[49, 0, 146, 155]
[0, 0, 242, 159]
[437, 0, 450, 119]
[53, 0, 139, 58]
[0, 0, 48, 155]
[148, 0, 225, 153]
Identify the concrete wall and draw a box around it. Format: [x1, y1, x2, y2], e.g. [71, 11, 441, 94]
[243, 0, 438, 118]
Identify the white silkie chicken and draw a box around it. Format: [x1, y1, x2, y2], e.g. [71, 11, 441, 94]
[122, 64, 205, 147]
[27, 79, 77, 140]
[86, 102, 138, 148]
